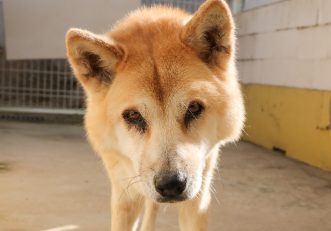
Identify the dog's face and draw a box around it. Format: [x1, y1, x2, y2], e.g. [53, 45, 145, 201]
[100, 52, 242, 203]
[66, 0, 245, 203]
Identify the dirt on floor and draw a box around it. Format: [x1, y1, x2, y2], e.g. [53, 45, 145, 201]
[1, 121, 331, 231]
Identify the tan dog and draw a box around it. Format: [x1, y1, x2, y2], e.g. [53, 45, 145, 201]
[66, 0, 245, 230]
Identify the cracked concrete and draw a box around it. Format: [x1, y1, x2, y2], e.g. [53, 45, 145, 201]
[1, 121, 331, 231]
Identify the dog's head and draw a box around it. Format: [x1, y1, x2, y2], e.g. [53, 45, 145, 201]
[66, 0, 245, 203]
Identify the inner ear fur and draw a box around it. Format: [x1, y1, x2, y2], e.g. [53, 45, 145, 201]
[66, 29, 124, 89]
[182, 0, 235, 67]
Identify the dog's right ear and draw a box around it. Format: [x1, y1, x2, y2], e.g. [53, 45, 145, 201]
[182, 0, 235, 68]
[66, 29, 124, 94]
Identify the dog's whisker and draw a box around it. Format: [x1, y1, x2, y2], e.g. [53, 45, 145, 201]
[117, 180, 142, 212]
[161, 204, 168, 214]
[181, 101, 198, 121]
[202, 173, 225, 190]
[126, 176, 140, 202]
[127, 180, 142, 193]
[215, 165, 221, 180]
[190, 200, 194, 209]
[138, 195, 145, 210]
[210, 184, 217, 193]
[116, 175, 140, 183]
[145, 210, 152, 220]
[204, 101, 213, 108]
[210, 186, 221, 206]
[243, 128, 249, 136]
[210, 186, 216, 193]
[130, 191, 140, 208]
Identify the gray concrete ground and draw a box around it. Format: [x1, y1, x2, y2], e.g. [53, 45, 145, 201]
[1, 121, 331, 231]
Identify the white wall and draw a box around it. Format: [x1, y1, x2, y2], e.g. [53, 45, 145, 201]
[243, 0, 286, 11]
[3, 0, 141, 60]
[236, 0, 331, 91]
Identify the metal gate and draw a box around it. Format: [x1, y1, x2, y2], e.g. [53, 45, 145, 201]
[0, 49, 85, 115]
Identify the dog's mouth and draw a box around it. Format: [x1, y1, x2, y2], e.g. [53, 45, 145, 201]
[156, 195, 188, 203]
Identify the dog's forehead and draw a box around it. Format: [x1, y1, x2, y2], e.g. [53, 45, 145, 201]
[116, 47, 202, 103]
[108, 11, 218, 110]
[109, 7, 198, 79]
[122, 48, 212, 106]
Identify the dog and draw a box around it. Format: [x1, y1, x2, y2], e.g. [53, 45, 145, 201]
[66, 0, 245, 230]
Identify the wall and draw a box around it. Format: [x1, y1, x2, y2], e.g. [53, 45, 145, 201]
[235, 0, 331, 171]
[0, 2, 5, 48]
[243, 0, 286, 11]
[3, 0, 141, 60]
[236, 0, 331, 91]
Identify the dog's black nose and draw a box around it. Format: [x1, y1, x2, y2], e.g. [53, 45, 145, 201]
[154, 174, 187, 197]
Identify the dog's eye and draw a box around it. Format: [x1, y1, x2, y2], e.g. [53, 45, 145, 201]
[188, 102, 200, 113]
[123, 110, 147, 133]
[184, 102, 204, 128]
[128, 111, 140, 120]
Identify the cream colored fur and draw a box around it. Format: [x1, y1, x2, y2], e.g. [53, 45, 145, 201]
[66, 0, 245, 230]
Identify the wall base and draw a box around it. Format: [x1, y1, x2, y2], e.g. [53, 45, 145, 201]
[242, 84, 331, 171]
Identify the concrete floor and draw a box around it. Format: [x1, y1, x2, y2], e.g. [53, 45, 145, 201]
[1, 121, 331, 231]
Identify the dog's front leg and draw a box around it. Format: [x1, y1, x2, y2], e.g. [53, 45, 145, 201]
[178, 151, 218, 231]
[178, 190, 211, 231]
[102, 155, 144, 231]
[139, 199, 159, 231]
[110, 177, 144, 231]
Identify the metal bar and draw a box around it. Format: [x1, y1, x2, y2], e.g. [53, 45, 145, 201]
[0, 106, 85, 115]
[63, 61, 68, 109]
[36, 59, 40, 106]
[57, 59, 60, 108]
[0, 88, 84, 98]
[43, 60, 46, 108]
[75, 77, 79, 109]
[23, 61, 27, 107]
[0, 52, 4, 105]
[15, 63, 18, 106]
[29, 60, 33, 106]
[0, 68, 72, 75]
[0, 87, 80, 94]
[69, 71, 73, 109]
[50, 59, 53, 108]
[8, 60, 12, 106]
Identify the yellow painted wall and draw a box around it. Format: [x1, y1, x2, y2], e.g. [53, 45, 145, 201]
[242, 84, 331, 171]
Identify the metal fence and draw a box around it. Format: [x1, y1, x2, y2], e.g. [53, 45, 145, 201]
[0, 0, 240, 118]
[0, 49, 85, 113]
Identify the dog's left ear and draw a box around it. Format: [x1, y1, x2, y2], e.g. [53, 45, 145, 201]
[66, 28, 124, 94]
[182, 0, 235, 67]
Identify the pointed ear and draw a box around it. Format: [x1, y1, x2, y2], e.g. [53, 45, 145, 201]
[66, 29, 124, 93]
[182, 0, 235, 67]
